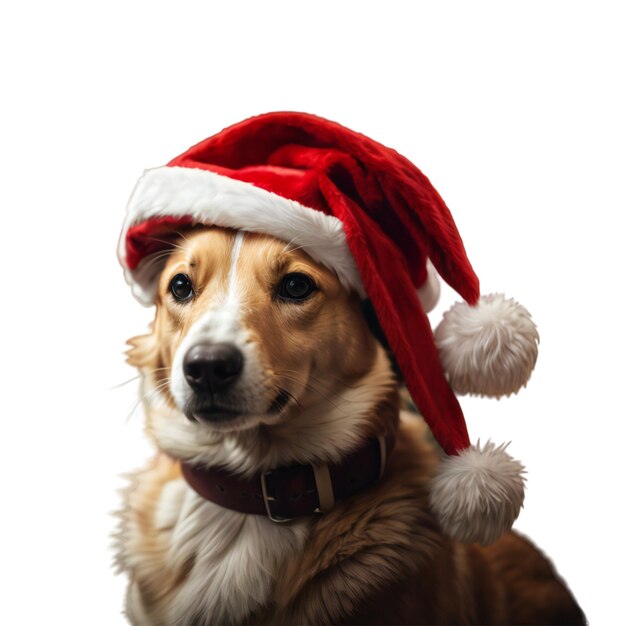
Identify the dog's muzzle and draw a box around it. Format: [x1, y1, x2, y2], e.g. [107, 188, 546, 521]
[182, 343, 245, 423]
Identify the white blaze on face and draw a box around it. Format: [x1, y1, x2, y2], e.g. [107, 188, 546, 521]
[169, 232, 267, 413]
[225, 229, 245, 309]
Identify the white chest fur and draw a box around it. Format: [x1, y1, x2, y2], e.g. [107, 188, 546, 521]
[129, 478, 310, 626]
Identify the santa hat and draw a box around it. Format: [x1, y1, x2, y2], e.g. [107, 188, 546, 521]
[118, 112, 539, 545]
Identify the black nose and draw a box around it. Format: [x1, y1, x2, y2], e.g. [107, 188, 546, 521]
[183, 343, 244, 393]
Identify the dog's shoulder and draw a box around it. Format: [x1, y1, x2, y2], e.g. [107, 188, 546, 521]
[116, 452, 312, 625]
[113, 452, 183, 576]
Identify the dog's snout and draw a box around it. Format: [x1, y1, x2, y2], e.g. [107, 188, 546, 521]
[183, 343, 244, 393]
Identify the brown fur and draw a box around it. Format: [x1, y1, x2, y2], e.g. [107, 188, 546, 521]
[118, 227, 584, 625]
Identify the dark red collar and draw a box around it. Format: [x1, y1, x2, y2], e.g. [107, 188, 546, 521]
[180, 433, 395, 522]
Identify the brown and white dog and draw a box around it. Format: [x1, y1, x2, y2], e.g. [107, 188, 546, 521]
[115, 225, 584, 625]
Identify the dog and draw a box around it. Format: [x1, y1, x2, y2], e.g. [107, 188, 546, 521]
[115, 225, 585, 625]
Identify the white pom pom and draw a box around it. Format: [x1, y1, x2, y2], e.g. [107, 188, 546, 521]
[434, 293, 539, 398]
[429, 441, 525, 545]
[417, 260, 441, 313]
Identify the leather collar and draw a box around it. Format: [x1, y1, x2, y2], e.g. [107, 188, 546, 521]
[180, 432, 395, 522]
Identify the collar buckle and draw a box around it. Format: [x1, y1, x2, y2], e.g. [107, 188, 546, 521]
[260, 470, 293, 523]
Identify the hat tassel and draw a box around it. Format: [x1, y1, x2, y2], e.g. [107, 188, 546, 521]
[429, 441, 526, 545]
[434, 294, 539, 398]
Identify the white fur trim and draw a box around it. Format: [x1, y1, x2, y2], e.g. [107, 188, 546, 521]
[118, 166, 366, 305]
[429, 441, 525, 545]
[434, 293, 539, 398]
[417, 260, 441, 313]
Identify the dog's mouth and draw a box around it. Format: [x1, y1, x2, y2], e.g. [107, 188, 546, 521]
[188, 405, 241, 423]
[185, 388, 293, 426]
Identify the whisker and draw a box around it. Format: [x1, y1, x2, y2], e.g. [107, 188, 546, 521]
[147, 379, 172, 394]
[274, 368, 371, 399]
[142, 236, 189, 253]
[279, 238, 315, 256]
[124, 377, 172, 423]
[140, 251, 176, 265]
[144, 366, 171, 376]
[272, 373, 345, 411]
[109, 376, 141, 391]
[173, 230, 194, 247]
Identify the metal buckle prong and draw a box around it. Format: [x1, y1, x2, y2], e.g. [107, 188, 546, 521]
[261, 470, 293, 523]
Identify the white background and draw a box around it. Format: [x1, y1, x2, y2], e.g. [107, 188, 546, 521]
[1, 2, 624, 624]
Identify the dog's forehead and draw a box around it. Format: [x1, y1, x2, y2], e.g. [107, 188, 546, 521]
[182, 227, 239, 261]
[166, 227, 327, 277]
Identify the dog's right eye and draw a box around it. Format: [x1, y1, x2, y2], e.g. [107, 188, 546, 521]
[170, 273, 194, 302]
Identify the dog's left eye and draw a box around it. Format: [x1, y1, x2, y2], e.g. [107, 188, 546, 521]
[278, 273, 316, 301]
[170, 273, 194, 302]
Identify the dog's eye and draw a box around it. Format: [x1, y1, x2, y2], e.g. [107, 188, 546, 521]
[278, 273, 316, 302]
[170, 273, 194, 302]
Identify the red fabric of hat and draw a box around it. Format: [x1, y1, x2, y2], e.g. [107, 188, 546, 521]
[122, 112, 479, 455]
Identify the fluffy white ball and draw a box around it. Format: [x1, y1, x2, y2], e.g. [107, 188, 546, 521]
[429, 441, 525, 545]
[434, 293, 539, 398]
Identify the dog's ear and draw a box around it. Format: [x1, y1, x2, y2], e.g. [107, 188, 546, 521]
[361, 299, 403, 383]
[126, 323, 159, 370]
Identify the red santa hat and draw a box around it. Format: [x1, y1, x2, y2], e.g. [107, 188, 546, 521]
[118, 112, 539, 545]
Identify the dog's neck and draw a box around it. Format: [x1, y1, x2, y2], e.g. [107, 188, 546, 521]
[180, 430, 396, 520]
[145, 344, 399, 478]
